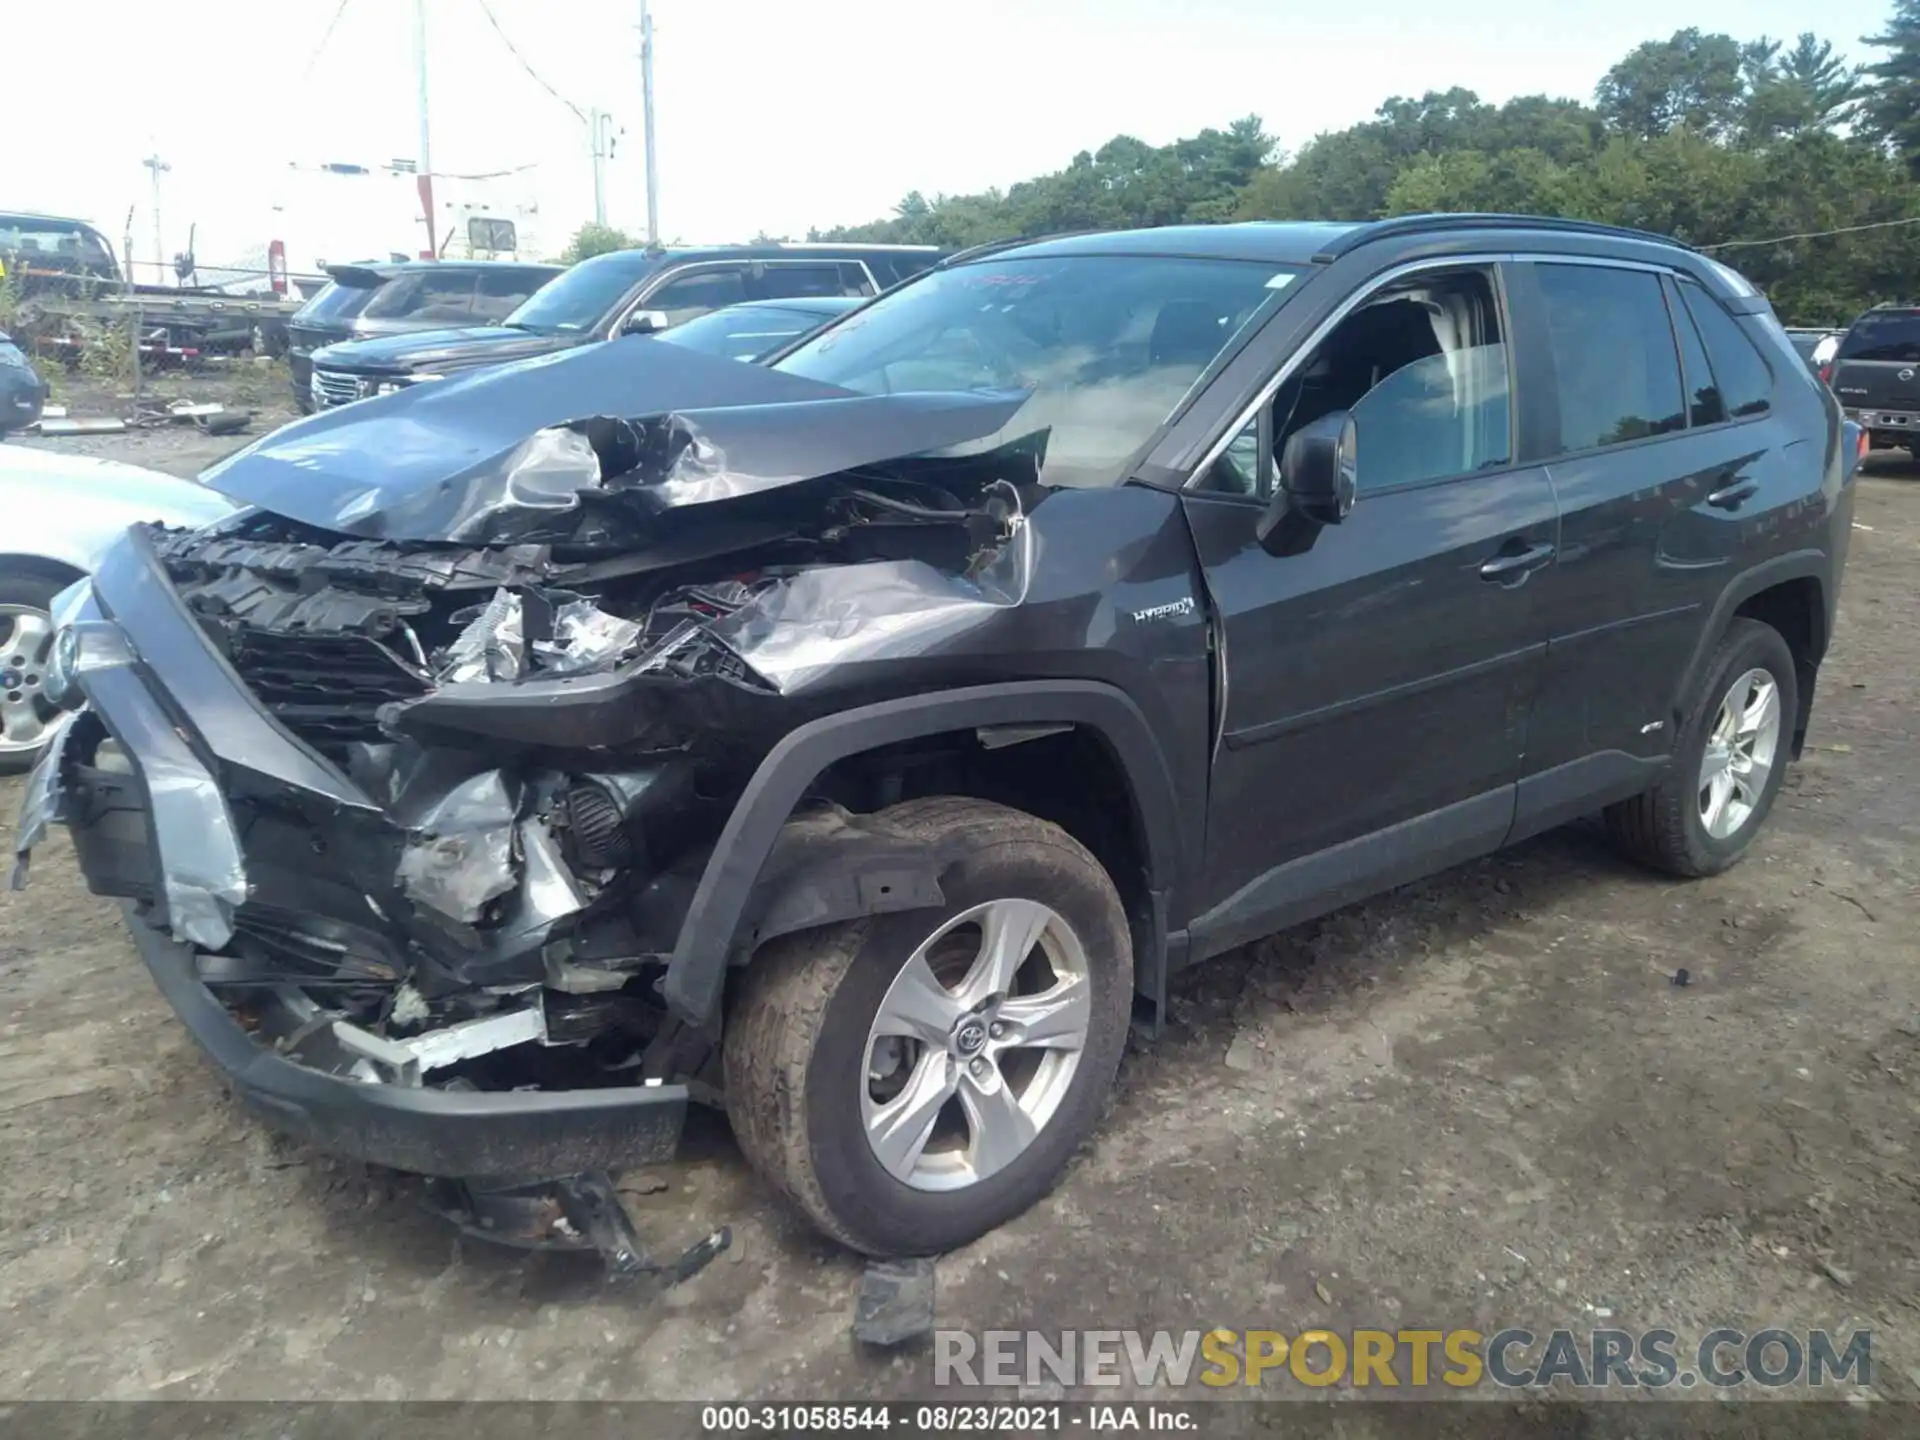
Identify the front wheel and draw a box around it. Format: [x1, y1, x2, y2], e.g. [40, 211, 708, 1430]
[1605, 618, 1797, 877]
[724, 797, 1134, 1256]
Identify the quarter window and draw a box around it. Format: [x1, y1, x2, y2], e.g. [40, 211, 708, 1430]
[1666, 279, 1727, 427]
[1678, 278, 1772, 419]
[1534, 264, 1685, 453]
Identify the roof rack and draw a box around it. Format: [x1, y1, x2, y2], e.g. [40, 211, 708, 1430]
[1311, 213, 1686, 264]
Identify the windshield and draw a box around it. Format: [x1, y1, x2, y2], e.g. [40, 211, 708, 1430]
[775, 254, 1299, 487]
[659, 302, 852, 362]
[506, 251, 658, 333]
[1839, 312, 1920, 364]
[0, 216, 117, 275]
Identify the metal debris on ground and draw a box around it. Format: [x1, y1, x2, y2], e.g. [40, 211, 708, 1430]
[852, 1257, 938, 1347]
[418, 1171, 731, 1285]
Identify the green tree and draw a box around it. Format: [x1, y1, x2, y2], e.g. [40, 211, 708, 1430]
[1597, 29, 1747, 138]
[1863, 0, 1920, 173]
[810, 8, 1920, 327]
[558, 222, 640, 263]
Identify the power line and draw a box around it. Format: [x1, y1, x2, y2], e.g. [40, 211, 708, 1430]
[300, 0, 354, 82]
[1699, 214, 1920, 252]
[473, 0, 586, 123]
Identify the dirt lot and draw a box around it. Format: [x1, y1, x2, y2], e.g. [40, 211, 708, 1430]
[1, 409, 1915, 1409]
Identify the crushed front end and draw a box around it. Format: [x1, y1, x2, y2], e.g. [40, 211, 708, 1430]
[11, 371, 1038, 1271]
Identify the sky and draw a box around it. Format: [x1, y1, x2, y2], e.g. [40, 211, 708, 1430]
[6, 0, 1899, 278]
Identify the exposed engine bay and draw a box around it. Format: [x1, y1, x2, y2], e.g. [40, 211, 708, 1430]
[95, 411, 1041, 1115]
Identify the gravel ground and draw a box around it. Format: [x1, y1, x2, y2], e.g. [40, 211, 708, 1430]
[0, 413, 1914, 1415]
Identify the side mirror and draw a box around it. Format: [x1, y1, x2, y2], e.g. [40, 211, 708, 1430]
[1256, 411, 1357, 556]
[622, 309, 670, 336]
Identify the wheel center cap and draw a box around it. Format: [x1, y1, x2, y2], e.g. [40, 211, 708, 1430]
[953, 1019, 988, 1057]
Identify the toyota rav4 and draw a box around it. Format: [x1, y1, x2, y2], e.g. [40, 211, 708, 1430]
[13, 215, 1856, 1268]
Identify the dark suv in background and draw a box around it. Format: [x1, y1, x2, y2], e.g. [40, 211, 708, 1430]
[19, 215, 1854, 1269]
[288, 260, 560, 411]
[1828, 303, 1920, 455]
[305, 243, 941, 406]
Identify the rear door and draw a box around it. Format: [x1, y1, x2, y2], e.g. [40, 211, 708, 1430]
[1830, 309, 1920, 428]
[1512, 259, 1794, 836]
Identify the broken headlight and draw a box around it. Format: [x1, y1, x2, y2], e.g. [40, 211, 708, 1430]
[43, 620, 136, 712]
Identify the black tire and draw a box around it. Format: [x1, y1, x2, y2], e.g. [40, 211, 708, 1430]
[0, 570, 68, 776]
[1604, 618, 1797, 878]
[724, 796, 1133, 1256]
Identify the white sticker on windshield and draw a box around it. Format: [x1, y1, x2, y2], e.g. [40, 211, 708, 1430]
[1265, 272, 1297, 290]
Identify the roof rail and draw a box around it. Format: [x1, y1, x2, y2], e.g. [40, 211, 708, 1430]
[1311, 212, 1686, 264]
[936, 227, 1113, 269]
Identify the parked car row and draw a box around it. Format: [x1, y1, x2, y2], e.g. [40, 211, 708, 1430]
[286, 260, 561, 410]
[291, 242, 941, 410]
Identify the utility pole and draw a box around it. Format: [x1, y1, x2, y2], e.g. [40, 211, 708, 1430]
[141, 153, 169, 283]
[639, 0, 658, 244]
[589, 108, 608, 227]
[412, 0, 437, 257]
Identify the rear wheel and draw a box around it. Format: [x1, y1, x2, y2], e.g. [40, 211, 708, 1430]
[1605, 618, 1796, 877]
[0, 573, 66, 775]
[724, 797, 1133, 1256]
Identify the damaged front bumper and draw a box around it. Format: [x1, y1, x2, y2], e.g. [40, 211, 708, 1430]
[12, 531, 690, 1184]
[122, 909, 687, 1179]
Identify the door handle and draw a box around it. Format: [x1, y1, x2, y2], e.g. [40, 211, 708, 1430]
[1706, 477, 1759, 510]
[1479, 541, 1556, 583]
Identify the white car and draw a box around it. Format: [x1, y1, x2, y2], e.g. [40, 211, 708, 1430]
[0, 445, 233, 771]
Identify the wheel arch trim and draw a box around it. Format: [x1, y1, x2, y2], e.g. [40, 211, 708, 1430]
[660, 680, 1181, 1030]
[1674, 549, 1829, 722]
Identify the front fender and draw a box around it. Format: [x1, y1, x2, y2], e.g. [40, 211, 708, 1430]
[660, 680, 1180, 1029]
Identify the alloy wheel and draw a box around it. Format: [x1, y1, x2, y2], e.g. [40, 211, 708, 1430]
[0, 605, 55, 756]
[1698, 666, 1782, 840]
[860, 898, 1092, 1192]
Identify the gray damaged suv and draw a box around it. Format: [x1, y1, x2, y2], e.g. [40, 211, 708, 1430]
[14, 214, 1856, 1274]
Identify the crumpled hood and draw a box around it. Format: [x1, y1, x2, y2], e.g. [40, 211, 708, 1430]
[312, 325, 576, 374]
[202, 334, 1032, 546]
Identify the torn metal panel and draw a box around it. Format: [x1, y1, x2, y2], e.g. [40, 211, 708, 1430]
[333, 1001, 548, 1086]
[394, 770, 520, 924]
[712, 500, 1032, 694]
[10, 710, 79, 889]
[535, 598, 644, 675]
[438, 589, 527, 684]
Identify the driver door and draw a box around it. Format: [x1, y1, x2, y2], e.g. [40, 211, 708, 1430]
[1179, 261, 1558, 955]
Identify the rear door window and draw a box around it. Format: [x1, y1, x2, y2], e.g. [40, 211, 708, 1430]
[1836, 310, 1920, 363]
[645, 267, 750, 324]
[1533, 263, 1686, 453]
[1664, 277, 1727, 427]
[362, 270, 480, 324]
[755, 263, 866, 300]
[1678, 278, 1771, 418]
